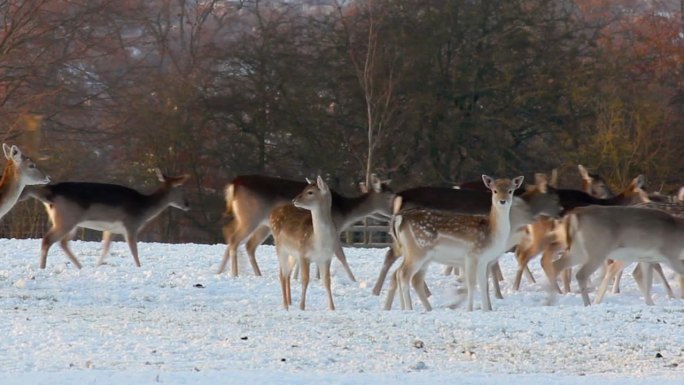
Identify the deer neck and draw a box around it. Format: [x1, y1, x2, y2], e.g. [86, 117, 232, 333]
[0, 162, 23, 217]
[140, 186, 174, 223]
[310, 204, 336, 248]
[332, 193, 388, 230]
[488, 200, 512, 247]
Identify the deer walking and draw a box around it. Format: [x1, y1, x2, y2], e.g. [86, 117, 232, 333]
[551, 205, 684, 306]
[270, 176, 339, 310]
[25, 170, 189, 269]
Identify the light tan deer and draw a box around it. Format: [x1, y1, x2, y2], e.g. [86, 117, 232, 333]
[577, 165, 674, 299]
[518, 174, 650, 294]
[0, 143, 50, 219]
[25, 170, 190, 269]
[220, 174, 393, 280]
[386, 175, 523, 312]
[270, 176, 339, 310]
[551, 205, 684, 306]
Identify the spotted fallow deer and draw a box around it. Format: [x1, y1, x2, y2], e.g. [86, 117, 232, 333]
[25, 169, 190, 269]
[371, 176, 560, 298]
[385, 175, 524, 312]
[270, 176, 340, 310]
[0, 143, 50, 219]
[550, 205, 684, 306]
[219, 174, 393, 280]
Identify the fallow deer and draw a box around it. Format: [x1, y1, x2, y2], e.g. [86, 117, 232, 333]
[574, 165, 673, 299]
[550, 205, 684, 306]
[0, 143, 50, 219]
[371, 176, 560, 297]
[270, 176, 339, 310]
[25, 169, 189, 269]
[530, 174, 650, 293]
[219, 174, 393, 280]
[385, 175, 524, 312]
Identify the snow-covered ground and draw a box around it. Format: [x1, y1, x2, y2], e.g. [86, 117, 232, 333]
[0, 237, 682, 384]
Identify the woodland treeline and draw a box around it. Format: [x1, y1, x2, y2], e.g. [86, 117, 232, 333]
[1, 0, 683, 243]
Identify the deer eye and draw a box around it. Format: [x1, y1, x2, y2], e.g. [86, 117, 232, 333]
[493, 190, 498, 194]
[307, 191, 314, 195]
[29, 164, 35, 169]
[508, 190, 513, 194]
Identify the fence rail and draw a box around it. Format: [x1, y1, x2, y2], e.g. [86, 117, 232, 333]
[341, 218, 391, 248]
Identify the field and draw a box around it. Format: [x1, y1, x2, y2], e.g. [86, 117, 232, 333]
[0, 238, 683, 384]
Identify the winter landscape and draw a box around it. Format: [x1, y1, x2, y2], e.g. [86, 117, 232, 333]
[0, 238, 682, 385]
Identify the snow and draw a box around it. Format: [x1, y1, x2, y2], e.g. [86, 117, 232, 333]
[0, 237, 683, 384]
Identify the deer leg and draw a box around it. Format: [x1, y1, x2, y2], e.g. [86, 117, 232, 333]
[334, 244, 356, 282]
[321, 259, 335, 310]
[124, 233, 141, 267]
[543, 244, 563, 294]
[372, 247, 399, 296]
[478, 261, 493, 311]
[575, 257, 604, 307]
[41, 225, 80, 269]
[465, 256, 477, 312]
[299, 258, 310, 310]
[412, 269, 431, 311]
[398, 263, 414, 311]
[244, 225, 270, 277]
[491, 262, 503, 300]
[96, 231, 113, 266]
[524, 265, 536, 284]
[611, 261, 623, 294]
[384, 267, 399, 310]
[594, 260, 624, 305]
[220, 220, 259, 276]
[650, 263, 674, 299]
[56, 229, 82, 270]
[279, 269, 289, 310]
[633, 262, 655, 306]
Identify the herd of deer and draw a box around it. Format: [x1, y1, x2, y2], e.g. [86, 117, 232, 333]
[2, 143, 684, 312]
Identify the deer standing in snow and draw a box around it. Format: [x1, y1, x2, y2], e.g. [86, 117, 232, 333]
[270, 176, 339, 310]
[220, 174, 393, 280]
[386, 175, 523, 311]
[0, 143, 50, 219]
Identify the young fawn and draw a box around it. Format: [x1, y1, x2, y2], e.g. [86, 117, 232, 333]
[270, 176, 340, 310]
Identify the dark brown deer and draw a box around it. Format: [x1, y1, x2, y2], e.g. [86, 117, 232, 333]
[25, 170, 189, 269]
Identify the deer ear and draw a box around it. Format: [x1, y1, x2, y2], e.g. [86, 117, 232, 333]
[632, 175, 645, 189]
[3, 143, 11, 160]
[577, 164, 590, 180]
[512, 176, 524, 189]
[316, 175, 329, 194]
[10, 145, 22, 163]
[482, 175, 494, 189]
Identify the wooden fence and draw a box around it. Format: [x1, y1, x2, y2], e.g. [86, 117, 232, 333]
[341, 218, 391, 248]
